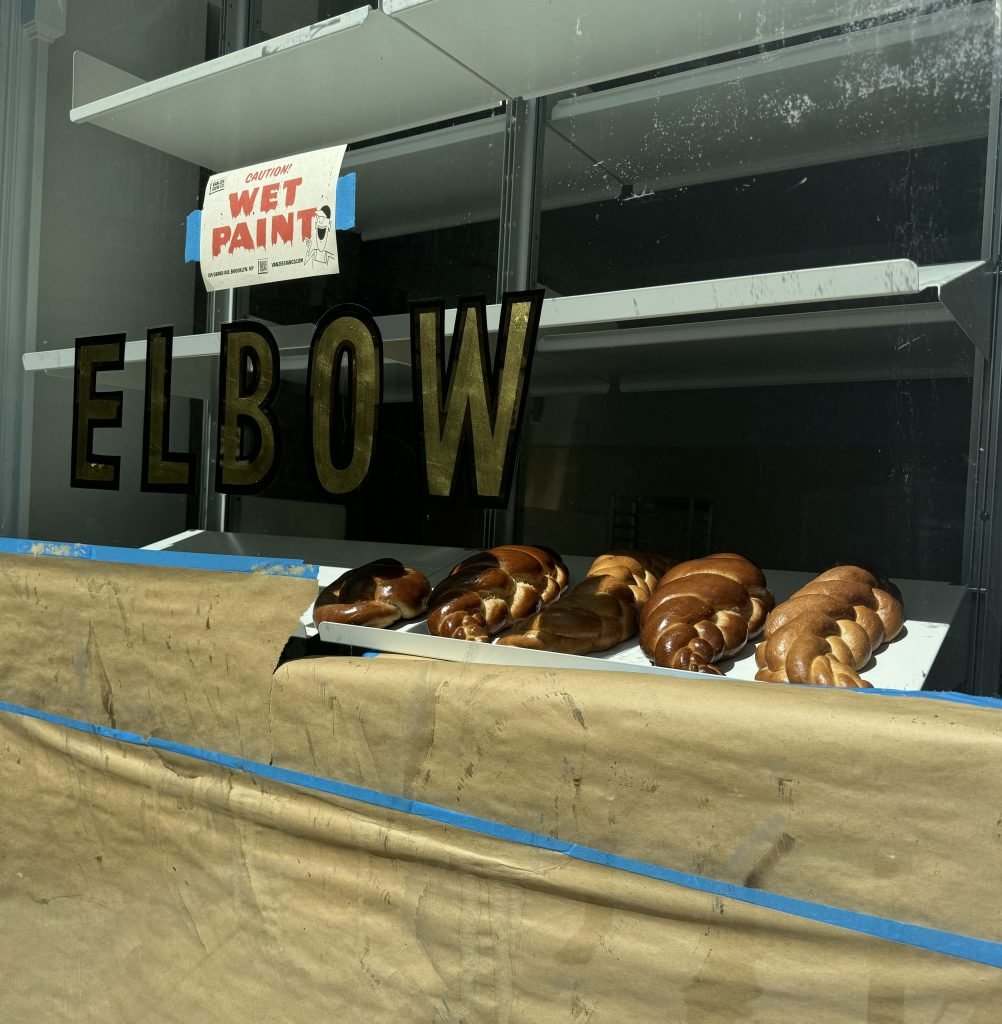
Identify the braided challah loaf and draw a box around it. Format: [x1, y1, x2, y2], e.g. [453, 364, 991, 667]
[313, 559, 432, 628]
[754, 565, 904, 688]
[426, 545, 569, 642]
[497, 551, 675, 655]
[639, 553, 775, 674]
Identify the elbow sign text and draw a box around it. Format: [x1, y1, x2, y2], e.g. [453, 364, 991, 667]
[70, 292, 543, 508]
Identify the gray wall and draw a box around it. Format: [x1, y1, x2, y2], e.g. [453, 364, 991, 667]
[29, 0, 208, 545]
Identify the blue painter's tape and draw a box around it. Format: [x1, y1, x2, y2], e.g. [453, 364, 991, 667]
[185, 210, 201, 263]
[858, 686, 1002, 709]
[335, 173, 356, 230]
[2, 698, 1001, 971]
[0, 536, 993, 702]
[0, 537, 318, 579]
[771, 677, 1002, 710]
[2, 703, 149, 747]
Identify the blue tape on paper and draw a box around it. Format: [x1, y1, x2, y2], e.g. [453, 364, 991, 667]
[2, 698, 1001, 971]
[782, 679, 1002, 711]
[335, 172, 356, 230]
[858, 685, 1002, 708]
[0, 537, 318, 579]
[185, 210, 201, 263]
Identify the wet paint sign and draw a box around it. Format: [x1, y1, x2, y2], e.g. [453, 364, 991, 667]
[200, 144, 346, 291]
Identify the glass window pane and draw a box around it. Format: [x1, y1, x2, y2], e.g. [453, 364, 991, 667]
[228, 113, 506, 547]
[28, 2, 212, 547]
[521, 2, 993, 593]
[539, 2, 993, 292]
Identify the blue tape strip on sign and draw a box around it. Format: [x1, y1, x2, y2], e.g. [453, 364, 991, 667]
[335, 172, 356, 230]
[1, 698, 1000, 971]
[0, 537, 318, 579]
[185, 210, 201, 263]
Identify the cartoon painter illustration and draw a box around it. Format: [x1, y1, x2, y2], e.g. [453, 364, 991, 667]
[305, 204, 335, 265]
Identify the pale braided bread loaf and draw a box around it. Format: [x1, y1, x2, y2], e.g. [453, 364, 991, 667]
[754, 566, 904, 688]
[313, 559, 431, 629]
[639, 553, 775, 674]
[497, 551, 675, 655]
[426, 545, 569, 642]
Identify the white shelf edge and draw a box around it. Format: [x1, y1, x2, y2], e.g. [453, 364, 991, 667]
[69, 8, 372, 125]
[142, 529, 205, 551]
[539, 260, 923, 330]
[539, 301, 954, 353]
[23, 259, 985, 377]
[23, 333, 220, 373]
[919, 262, 984, 290]
[399, 258, 975, 337]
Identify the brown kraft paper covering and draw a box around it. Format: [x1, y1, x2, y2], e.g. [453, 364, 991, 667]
[0, 552, 315, 754]
[267, 655, 1002, 944]
[0, 555, 1000, 951]
[0, 710, 999, 1023]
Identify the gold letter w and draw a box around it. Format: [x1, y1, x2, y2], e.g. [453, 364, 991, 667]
[412, 290, 543, 506]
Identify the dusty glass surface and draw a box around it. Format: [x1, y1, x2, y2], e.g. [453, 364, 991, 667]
[519, 1, 994, 586]
[539, 2, 992, 291]
[17, 0, 999, 610]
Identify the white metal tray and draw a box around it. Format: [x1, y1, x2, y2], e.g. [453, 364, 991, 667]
[314, 564, 966, 692]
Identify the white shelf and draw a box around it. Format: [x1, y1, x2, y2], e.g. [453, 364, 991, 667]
[538, 305, 975, 396]
[386, 0, 917, 101]
[69, 6, 504, 170]
[66, 4, 990, 249]
[541, 260, 981, 329]
[69, 0, 934, 181]
[23, 259, 990, 400]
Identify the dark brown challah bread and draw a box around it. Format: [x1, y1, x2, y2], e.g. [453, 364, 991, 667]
[426, 545, 569, 642]
[497, 551, 676, 655]
[313, 559, 432, 629]
[754, 565, 904, 688]
[639, 553, 775, 674]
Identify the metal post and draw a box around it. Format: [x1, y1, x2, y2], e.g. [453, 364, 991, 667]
[487, 98, 545, 547]
[193, 0, 250, 533]
[965, 2, 1002, 696]
[1, 5, 65, 538]
[496, 98, 544, 296]
[196, 290, 236, 532]
[221, 0, 251, 53]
